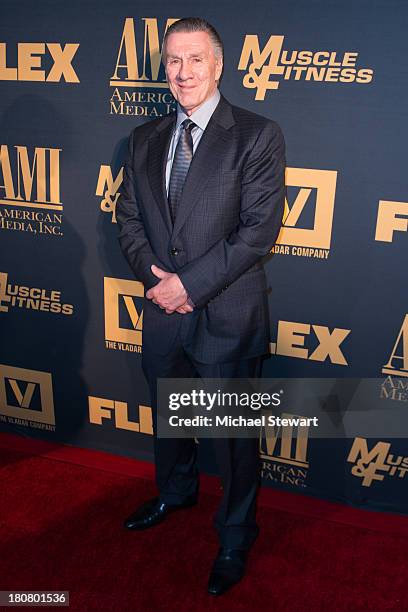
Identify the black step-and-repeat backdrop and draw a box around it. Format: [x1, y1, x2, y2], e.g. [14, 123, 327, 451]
[1, 1, 407, 514]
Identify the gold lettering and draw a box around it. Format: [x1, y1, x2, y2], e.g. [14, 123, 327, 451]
[18, 43, 45, 81]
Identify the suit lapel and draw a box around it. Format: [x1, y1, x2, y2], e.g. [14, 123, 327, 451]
[171, 96, 235, 240]
[147, 113, 175, 233]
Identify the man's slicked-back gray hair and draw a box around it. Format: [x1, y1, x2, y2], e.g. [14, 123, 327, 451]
[163, 17, 224, 61]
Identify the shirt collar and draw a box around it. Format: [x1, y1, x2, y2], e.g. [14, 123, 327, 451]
[175, 88, 221, 132]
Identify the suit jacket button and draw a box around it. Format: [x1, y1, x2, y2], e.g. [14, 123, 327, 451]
[170, 247, 179, 256]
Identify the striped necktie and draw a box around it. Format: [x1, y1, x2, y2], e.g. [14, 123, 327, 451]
[168, 118, 196, 223]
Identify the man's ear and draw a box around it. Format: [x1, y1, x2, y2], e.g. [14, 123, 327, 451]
[215, 58, 223, 82]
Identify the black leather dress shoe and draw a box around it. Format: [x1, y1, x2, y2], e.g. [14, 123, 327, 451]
[208, 547, 249, 596]
[124, 496, 197, 530]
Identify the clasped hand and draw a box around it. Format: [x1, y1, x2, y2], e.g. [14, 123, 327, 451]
[145, 264, 194, 315]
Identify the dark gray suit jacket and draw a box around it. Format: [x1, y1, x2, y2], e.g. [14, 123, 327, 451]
[116, 94, 286, 364]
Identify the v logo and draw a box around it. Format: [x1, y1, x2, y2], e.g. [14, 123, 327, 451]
[104, 277, 144, 346]
[0, 364, 55, 425]
[277, 167, 337, 250]
[283, 188, 313, 227]
[8, 379, 35, 408]
[122, 295, 143, 330]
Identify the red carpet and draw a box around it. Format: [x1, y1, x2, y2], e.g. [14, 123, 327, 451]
[0, 433, 407, 611]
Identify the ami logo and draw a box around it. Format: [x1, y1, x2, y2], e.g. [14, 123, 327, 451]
[0, 144, 62, 211]
[382, 314, 408, 378]
[110, 17, 178, 87]
[260, 412, 310, 488]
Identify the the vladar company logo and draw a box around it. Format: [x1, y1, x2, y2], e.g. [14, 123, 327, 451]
[272, 167, 337, 259]
[347, 437, 408, 487]
[0, 272, 73, 316]
[260, 412, 310, 487]
[239, 34, 373, 100]
[109, 17, 178, 117]
[0, 364, 55, 431]
[104, 277, 144, 353]
[0, 144, 63, 236]
[0, 42, 79, 83]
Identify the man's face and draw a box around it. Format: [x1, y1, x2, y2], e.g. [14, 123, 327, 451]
[164, 30, 223, 116]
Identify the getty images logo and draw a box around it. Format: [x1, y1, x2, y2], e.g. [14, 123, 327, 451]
[238, 34, 373, 100]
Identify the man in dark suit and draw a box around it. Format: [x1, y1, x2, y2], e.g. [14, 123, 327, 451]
[116, 17, 285, 596]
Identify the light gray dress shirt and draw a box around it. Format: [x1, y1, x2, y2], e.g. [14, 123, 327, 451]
[165, 88, 221, 194]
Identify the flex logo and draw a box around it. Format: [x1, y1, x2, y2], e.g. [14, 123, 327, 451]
[260, 411, 309, 487]
[89, 396, 152, 434]
[347, 437, 408, 487]
[382, 314, 408, 378]
[0, 364, 55, 427]
[375, 200, 408, 243]
[270, 320, 350, 366]
[272, 168, 337, 259]
[104, 277, 144, 353]
[0, 43, 79, 82]
[96, 165, 123, 223]
[238, 34, 373, 100]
